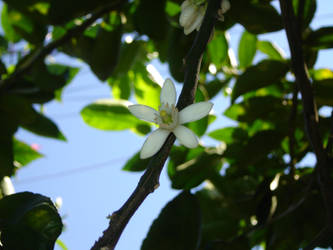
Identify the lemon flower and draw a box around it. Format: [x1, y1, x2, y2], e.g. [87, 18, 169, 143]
[179, 0, 206, 35]
[129, 78, 213, 159]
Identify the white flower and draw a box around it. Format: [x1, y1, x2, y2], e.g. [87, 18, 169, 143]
[129, 78, 213, 159]
[218, 0, 231, 21]
[179, 0, 206, 35]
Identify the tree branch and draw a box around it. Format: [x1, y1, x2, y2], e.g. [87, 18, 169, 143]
[0, 0, 126, 91]
[279, 0, 333, 237]
[91, 1, 222, 249]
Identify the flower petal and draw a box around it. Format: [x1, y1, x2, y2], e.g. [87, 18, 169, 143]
[160, 78, 177, 106]
[179, 101, 213, 124]
[140, 129, 171, 159]
[128, 104, 159, 123]
[173, 125, 198, 148]
[184, 6, 205, 35]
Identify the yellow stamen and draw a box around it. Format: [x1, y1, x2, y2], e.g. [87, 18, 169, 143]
[160, 110, 173, 124]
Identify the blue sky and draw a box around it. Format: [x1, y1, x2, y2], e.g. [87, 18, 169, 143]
[6, 1, 333, 249]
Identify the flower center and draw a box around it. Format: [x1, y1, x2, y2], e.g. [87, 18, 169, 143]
[155, 103, 179, 131]
[160, 110, 173, 124]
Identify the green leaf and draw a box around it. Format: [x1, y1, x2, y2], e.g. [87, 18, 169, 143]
[134, 0, 168, 41]
[81, 99, 149, 131]
[195, 188, 251, 247]
[1, 4, 21, 42]
[122, 151, 150, 172]
[56, 239, 68, 250]
[168, 146, 222, 190]
[257, 40, 285, 60]
[90, 18, 122, 81]
[314, 79, 333, 106]
[13, 139, 43, 168]
[132, 64, 161, 110]
[238, 30, 257, 68]
[0, 192, 63, 250]
[232, 60, 289, 102]
[23, 112, 66, 141]
[293, 0, 316, 29]
[165, 1, 181, 16]
[141, 191, 201, 250]
[208, 31, 228, 67]
[109, 74, 131, 100]
[48, 0, 109, 25]
[208, 127, 248, 144]
[230, 1, 283, 34]
[113, 41, 144, 77]
[305, 27, 333, 50]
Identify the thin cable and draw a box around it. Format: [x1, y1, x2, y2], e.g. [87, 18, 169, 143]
[14, 157, 128, 184]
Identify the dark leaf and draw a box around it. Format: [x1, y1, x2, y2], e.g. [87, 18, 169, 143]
[90, 17, 122, 81]
[0, 192, 63, 250]
[230, 1, 283, 34]
[314, 79, 333, 106]
[232, 60, 289, 102]
[134, 0, 168, 41]
[305, 27, 333, 49]
[292, 0, 316, 30]
[122, 151, 150, 172]
[141, 191, 201, 250]
[168, 146, 222, 190]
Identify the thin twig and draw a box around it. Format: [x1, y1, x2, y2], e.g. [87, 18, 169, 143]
[326, 110, 333, 155]
[90, 1, 222, 249]
[288, 84, 299, 176]
[279, 0, 333, 236]
[0, 0, 126, 91]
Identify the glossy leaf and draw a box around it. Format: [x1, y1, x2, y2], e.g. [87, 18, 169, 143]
[90, 18, 122, 81]
[232, 60, 289, 102]
[141, 191, 201, 250]
[0, 192, 63, 250]
[238, 30, 257, 68]
[109, 74, 131, 100]
[23, 112, 66, 141]
[134, 0, 167, 41]
[208, 126, 248, 144]
[122, 151, 150, 172]
[208, 31, 228, 67]
[257, 40, 285, 60]
[13, 139, 43, 168]
[314, 79, 333, 106]
[81, 99, 150, 131]
[133, 64, 161, 110]
[293, 0, 316, 29]
[168, 146, 222, 190]
[1, 4, 21, 42]
[230, 1, 283, 34]
[305, 27, 333, 49]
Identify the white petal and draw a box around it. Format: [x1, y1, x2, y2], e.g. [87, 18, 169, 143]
[180, 4, 197, 27]
[173, 125, 198, 148]
[128, 104, 159, 123]
[181, 0, 191, 10]
[184, 7, 204, 35]
[179, 101, 213, 124]
[160, 78, 177, 106]
[140, 129, 171, 159]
